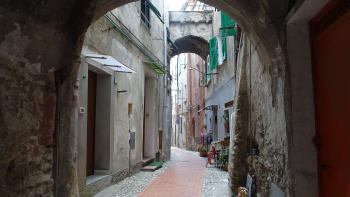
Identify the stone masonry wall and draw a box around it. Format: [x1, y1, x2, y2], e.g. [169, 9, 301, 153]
[230, 34, 290, 196]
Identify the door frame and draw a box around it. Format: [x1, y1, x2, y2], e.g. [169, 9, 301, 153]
[286, 0, 333, 196]
[77, 57, 115, 187]
[310, 0, 350, 196]
[86, 70, 97, 177]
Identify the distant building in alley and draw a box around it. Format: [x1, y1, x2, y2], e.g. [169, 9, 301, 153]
[171, 55, 188, 148]
[205, 10, 239, 142]
[171, 0, 238, 150]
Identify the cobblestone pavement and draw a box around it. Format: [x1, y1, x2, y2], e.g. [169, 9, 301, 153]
[94, 147, 229, 197]
[202, 166, 229, 197]
[94, 162, 171, 197]
[138, 147, 206, 197]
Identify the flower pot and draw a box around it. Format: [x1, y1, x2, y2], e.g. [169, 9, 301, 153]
[224, 122, 229, 129]
[223, 164, 228, 171]
[199, 152, 207, 157]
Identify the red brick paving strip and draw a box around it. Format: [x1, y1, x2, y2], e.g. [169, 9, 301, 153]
[138, 148, 206, 197]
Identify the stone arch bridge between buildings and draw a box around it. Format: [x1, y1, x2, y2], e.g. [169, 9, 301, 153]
[168, 11, 212, 60]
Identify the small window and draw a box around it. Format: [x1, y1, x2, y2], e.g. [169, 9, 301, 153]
[141, 0, 151, 28]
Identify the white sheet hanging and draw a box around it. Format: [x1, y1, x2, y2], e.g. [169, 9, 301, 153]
[217, 36, 224, 66]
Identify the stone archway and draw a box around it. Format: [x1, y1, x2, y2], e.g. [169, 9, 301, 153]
[169, 35, 209, 60]
[0, 0, 299, 196]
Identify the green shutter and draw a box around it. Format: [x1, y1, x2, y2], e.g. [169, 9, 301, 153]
[221, 36, 227, 60]
[220, 11, 237, 60]
[221, 12, 236, 29]
[209, 37, 218, 71]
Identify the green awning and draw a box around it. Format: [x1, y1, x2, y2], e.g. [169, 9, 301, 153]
[144, 61, 166, 74]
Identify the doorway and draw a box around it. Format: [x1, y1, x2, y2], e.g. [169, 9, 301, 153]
[311, 1, 350, 196]
[212, 107, 218, 141]
[143, 77, 157, 159]
[86, 70, 97, 176]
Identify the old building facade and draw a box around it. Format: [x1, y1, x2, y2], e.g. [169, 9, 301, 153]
[185, 53, 206, 150]
[171, 52, 206, 150]
[204, 10, 238, 143]
[75, 0, 171, 194]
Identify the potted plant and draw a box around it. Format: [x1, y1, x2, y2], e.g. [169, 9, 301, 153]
[219, 149, 229, 171]
[197, 146, 208, 157]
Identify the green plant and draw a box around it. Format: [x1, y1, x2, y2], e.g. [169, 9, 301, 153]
[222, 113, 229, 123]
[197, 146, 208, 153]
[219, 149, 229, 170]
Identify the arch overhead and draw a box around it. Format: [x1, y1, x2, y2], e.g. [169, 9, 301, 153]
[92, 0, 291, 66]
[0, 0, 303, 196]
[170, 35, 209, 60]
[168, 10, 213, 43]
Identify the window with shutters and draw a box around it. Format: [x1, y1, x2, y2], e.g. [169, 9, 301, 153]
[207, 37, 218, 85]
[220, 11, 237, 60]
[209, 37, 218, 71]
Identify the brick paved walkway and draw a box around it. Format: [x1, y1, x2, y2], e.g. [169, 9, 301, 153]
[138, 147, 206, 197]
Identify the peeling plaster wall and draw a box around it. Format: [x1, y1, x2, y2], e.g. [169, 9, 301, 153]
[230, 34, 290, 196]
[0, 9, 65, 197]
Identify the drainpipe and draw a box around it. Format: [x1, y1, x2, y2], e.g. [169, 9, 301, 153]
[163, 0, 167, 68]
[163, 0, 168, 156]
[162, 0, 167, 139]
[176, 55, 180, 147]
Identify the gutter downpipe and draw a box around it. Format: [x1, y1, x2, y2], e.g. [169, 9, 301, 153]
[162, 0, 167, 131]
[161, 0, 167, 154]
[176, 54, 180, 147]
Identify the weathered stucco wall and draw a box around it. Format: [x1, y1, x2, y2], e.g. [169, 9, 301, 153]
[230, 34, 290, 196]
[205, 10, 237, 141]
[168, 11, 212, 59]
[76, 1, 170, 194]
[0, 5, 69, 196]
[169, 11, 213, 42]
[185, 53, 206, 150]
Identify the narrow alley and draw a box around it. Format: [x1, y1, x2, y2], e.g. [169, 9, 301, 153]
[95, 147, 228, 197]
[1, 0, 350, 196]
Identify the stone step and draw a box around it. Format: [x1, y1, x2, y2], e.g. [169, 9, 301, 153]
[142, 157, 154, 167]
[141, 165, 162, 172]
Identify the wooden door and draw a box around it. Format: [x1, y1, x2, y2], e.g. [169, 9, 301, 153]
[311, 1, 350, 196]
[86, 70, 97, 176]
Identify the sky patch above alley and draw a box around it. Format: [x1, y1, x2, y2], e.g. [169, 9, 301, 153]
[168, 0, 187, 11]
